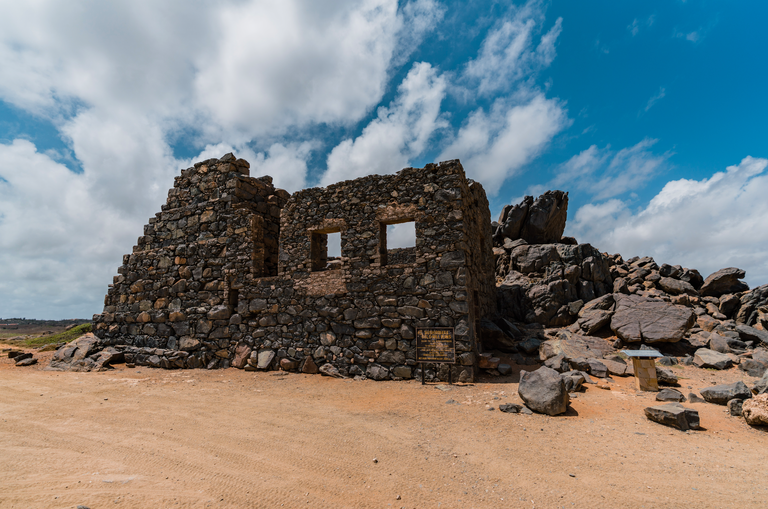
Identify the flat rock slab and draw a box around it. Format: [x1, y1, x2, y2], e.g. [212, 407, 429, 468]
[644, 403, 700, 430]
[610, 294, 694, 343]
[499, 403, 523, 414]
[742, 394, 768, 426]
[518, 366, 570, 416]
[540, 331, 614, 362]
[693, 348, 733, 370]
[699, 381, 752, 405]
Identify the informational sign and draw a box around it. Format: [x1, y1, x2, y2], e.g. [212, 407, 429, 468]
[416, 327, 456, 363]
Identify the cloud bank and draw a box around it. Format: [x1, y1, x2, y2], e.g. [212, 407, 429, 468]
[568, 156, 768, 286]
[0, 0, 569, 318]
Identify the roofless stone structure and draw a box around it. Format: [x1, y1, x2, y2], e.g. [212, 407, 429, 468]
[93, 154, 496, 381]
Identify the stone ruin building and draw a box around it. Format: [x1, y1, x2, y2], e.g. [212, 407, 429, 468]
[93, 154, 496, 381]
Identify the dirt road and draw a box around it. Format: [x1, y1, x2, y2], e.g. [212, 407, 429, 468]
[1, 353, 765, 508]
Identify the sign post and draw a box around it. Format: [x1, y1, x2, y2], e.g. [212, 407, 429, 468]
[416, 327, 456, 385]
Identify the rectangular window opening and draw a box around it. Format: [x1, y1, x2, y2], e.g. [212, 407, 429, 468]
[311, 229, 343, 272]
[228, 288, 239, 310]
[380, 220, 416, 266]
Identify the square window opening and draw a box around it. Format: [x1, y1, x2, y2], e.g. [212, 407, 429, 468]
[379, 220, 416, 266]
[310, 229, 343, 272]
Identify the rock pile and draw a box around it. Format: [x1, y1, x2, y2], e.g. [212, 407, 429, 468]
[6, 349, 37, 366]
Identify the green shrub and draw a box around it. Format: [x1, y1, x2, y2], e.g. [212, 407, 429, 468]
[23, 323, 92, 348]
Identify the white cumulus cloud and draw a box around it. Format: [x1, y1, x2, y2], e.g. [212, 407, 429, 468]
[568, 156, 768, 286]
[439, 93, 569, 194]
[322, 62, 447, 185]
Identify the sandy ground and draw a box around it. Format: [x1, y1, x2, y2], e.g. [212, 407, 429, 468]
[1, 350, 766, 509]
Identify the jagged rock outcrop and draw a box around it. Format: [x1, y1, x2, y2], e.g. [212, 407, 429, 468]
[700, 268, 750, 297]
[736, 284, 768, 326]
[494, 190, 568, 244]
[496, 243, 613, 327]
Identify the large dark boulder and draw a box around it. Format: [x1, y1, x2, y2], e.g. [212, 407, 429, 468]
[644, 403, 700, 430]
[495, 191, 568, 244]
[518, 366, 570, 415]
[700, 268, 749, 297]
[610, 294, 695, 343]
[700, 381, 752, 405]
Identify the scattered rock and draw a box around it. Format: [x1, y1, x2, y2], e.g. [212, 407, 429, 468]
[561, 372, 585, 393]
[499, 403, 523, 413]
[693, 348, 733, 370]
[742, 393, 768, 426]
[727, 398, 743, 417]
[13, 352, 33, 363]
[544, 353, 568, 373]
[644, 403, 700, 430]
[656, 388, 686, 402]
[700, 381, 752, 405]
[497, 363, 512, 375]
[585, 358, 608, 378]
[688, 393, 706, 403]
[15, 357, 37, 366]
[656, 366, 679, 386]
[601, 357, 628, 377]
[518, 366, 570, 415]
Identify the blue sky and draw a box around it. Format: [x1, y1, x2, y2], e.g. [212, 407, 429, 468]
[1, 0, 766, 319]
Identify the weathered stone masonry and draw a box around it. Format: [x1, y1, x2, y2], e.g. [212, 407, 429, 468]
[94, 154, 496, 381]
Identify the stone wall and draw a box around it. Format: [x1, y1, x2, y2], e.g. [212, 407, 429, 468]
[94, 156, 496, 381]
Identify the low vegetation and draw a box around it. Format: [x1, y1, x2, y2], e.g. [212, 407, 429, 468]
[2, 323, 92, 349]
